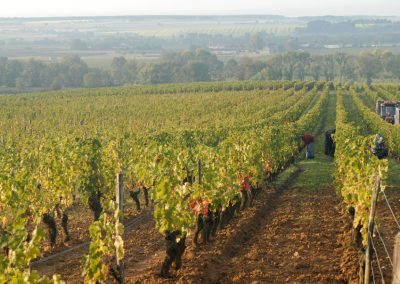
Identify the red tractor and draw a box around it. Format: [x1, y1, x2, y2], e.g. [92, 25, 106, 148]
[376, 100, 400, 124]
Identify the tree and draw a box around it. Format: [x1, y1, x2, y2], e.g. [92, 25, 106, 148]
[250, 34, 266, 51]
[50, 76, 65, 90]
[138, 63, 172, 84]
[83, 70, 112, 88]
[180, 61, 210, 82]
[111, 57, 137, 85]
[15, 77, 26, 91]
[281, 52, 298, 80]
[381, 51, 400, 79]
[237, 58, 267, 80]
[253, 67, 269, 80]
[224, 59, 239, 80]
[308, 56, 322, 81]
[334, 53, 349, 82]
[341, 56, 357, 82]
[358, 52, 382, 84]
[70, 39, 88, 50]
[111, 56, 127, 69]
[293, 62, 306, 80]
[267, 54, 284, 80]
[21, 59, 47, 88]
[292, 51, 310, 80]
[0, 57, 8, 86]
[4, 60, 23, 87]
[192, 49, 223, 80]
[60, 55, 89, 87]
[321, 55, 335, 81]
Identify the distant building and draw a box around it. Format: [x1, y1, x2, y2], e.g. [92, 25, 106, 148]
[324, 44, 341, 49]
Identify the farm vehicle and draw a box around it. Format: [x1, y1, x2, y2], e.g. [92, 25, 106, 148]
[376, 100, 400, 124]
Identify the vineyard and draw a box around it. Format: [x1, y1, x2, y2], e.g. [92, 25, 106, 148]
[1, 80, 400, 283]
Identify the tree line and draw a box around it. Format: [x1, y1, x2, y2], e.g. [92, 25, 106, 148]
[1, 49, 399, 91]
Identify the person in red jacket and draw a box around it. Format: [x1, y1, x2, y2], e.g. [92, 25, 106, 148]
[302, 133, 314, 159]
[385, 112, 394, 124]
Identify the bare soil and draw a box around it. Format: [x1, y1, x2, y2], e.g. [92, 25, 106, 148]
[124, 169, 360, 284]
[33, 169, 361, 284]
[370, 187, 400, 283]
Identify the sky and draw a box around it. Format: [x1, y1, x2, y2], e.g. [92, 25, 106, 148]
[1, 0, 399, 18]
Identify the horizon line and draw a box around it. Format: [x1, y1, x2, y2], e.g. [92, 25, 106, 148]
[0, 14, 398, 19]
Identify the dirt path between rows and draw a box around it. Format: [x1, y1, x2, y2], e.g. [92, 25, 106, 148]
[124, 169, 359, 284]
[32, 209, 155, 282]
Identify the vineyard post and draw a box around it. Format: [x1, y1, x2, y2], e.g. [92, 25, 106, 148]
[393, 233, 400, 284]
[116, 171, 125, 284]
[364, 176, 380, 284]
[198, 160, 202, 185]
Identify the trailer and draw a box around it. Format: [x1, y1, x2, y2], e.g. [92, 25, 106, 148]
[376, 100, 400, 124]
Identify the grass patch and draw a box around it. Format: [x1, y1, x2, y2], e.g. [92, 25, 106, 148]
[387, 158, 400, 189]
[274, 91, 336, 192]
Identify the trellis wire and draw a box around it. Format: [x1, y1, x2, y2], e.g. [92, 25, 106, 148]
[374, 225, 393, 267]
[369, 230, 385, 283]
[371, 258, 376, 284]
[381, 190, 400, 230]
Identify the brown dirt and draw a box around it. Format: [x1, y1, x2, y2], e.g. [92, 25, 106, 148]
[38, 203, 94, 255]
[370, 187, 400, 283]
[34, 173, 363, 284]
[32, 207, 152, 282]
[123, 181, 359, 283]
[38, 197, 144, 255]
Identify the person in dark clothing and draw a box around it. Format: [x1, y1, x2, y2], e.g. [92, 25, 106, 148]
[324, 129, 336, 157]
[302, 133, 314, 159]
[372, 134, 388, 159]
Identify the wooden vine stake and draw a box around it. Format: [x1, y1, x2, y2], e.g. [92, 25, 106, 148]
[364, 176, 380, 284]
[116, 171, 125, 284]
[198, 160, 202, 185]
[393, 233, 400, 284]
